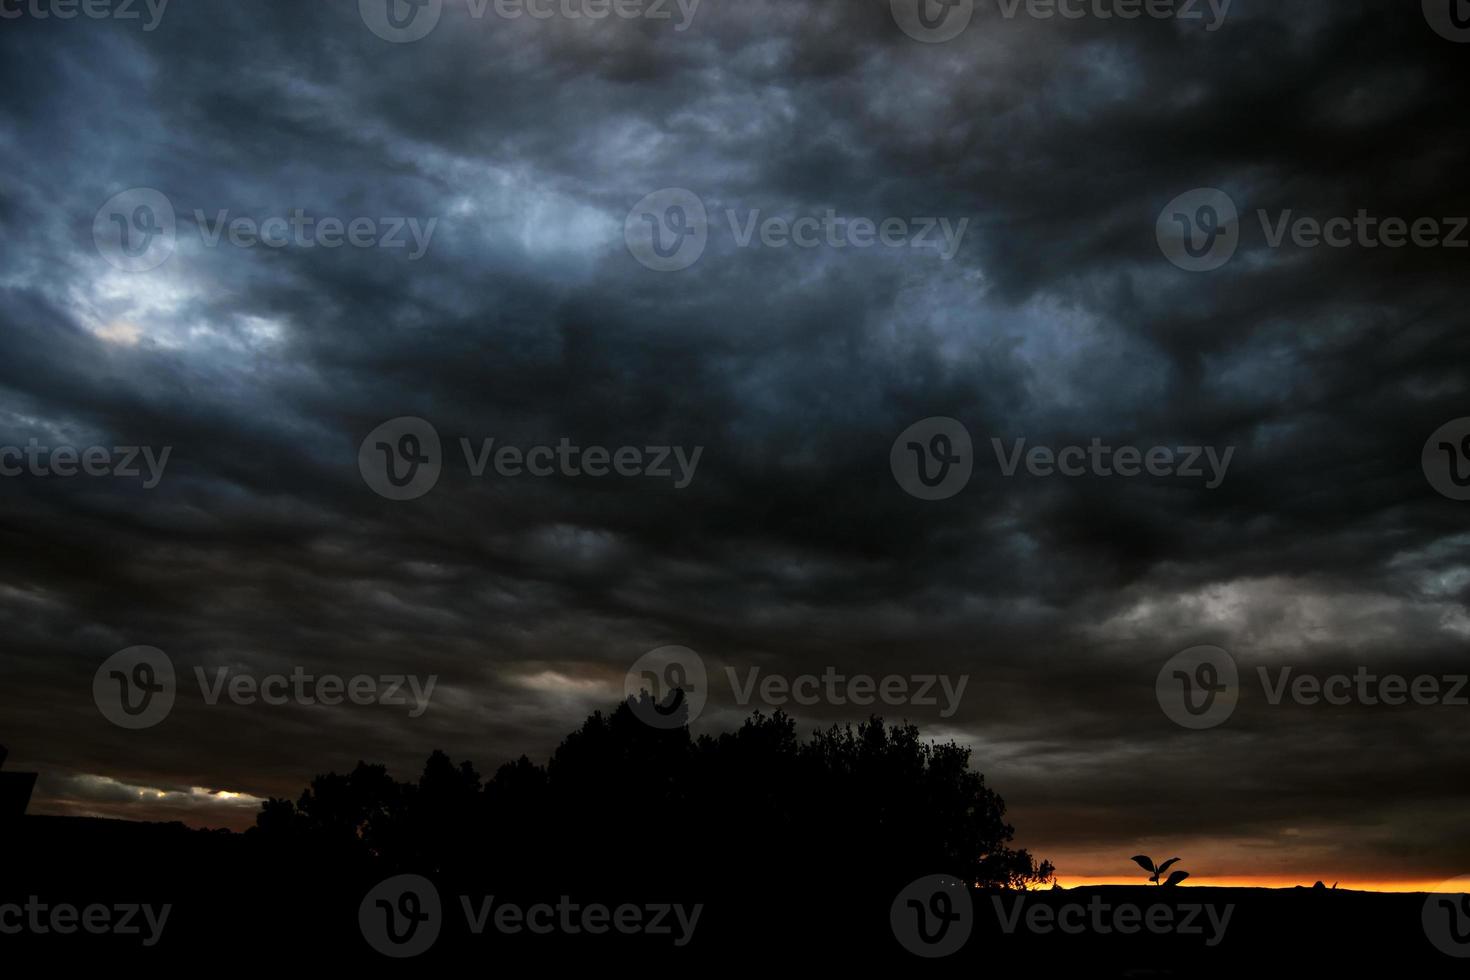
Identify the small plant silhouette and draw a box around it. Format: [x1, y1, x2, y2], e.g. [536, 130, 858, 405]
[1131, 855, 1189, 886]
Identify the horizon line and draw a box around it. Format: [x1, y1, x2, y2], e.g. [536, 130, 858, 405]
[1052, 875, 1459, 894]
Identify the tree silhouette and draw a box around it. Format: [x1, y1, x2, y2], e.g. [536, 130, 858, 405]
[252, 695, 1053, 893]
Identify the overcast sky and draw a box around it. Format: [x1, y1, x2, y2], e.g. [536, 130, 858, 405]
[1, 0, 1467, 886]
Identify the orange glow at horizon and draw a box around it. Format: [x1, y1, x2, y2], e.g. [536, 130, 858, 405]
[1052, 875, 1458, 894]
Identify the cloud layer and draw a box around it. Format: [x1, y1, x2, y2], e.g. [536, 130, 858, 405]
[1, 0, 1467, 884]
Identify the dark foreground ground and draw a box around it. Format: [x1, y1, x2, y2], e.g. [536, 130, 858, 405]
[1, 815, 1463, 972]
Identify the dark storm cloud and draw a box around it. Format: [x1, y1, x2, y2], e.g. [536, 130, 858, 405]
[1, 0, 1467, 882]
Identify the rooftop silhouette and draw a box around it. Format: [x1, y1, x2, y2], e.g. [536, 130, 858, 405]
[0, 744, 37, 819]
